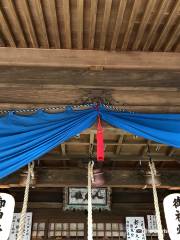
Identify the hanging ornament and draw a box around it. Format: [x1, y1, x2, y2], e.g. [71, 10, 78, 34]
[96, 116, 104, 161]
[0, 193, 15, 240]
[164, 193, 180, 240]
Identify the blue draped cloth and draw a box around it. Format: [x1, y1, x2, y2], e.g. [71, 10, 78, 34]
[0, 105, 180, 179]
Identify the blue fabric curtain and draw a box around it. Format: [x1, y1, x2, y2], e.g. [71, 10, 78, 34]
[100, 107, 180, 148]
[0, 105, 180, 179]
[0, 108, 98, 179]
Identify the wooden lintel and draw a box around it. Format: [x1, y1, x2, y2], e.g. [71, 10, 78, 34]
[0, 48, 179, 70]
[15, 202, 157, 210]
[1, 169, 180, 189]
[40, 153, 179, 162]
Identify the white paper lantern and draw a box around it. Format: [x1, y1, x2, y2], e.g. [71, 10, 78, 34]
[163, 193, 180, 240]
[0, 193, 15, 240]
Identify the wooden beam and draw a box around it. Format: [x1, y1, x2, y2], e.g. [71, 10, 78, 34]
[143, 0, 169, 51]
[15, 0, 38, 48]
[50, 142, 168, 147]
[115, 135, 124, 155]
[0, 69, 179, 90]
[62, 0, 71, 48]
[0, 85, 180, 113]
[2, 168, 180, 189]
[0, 48, 179, 70]
[165, 24, 180, 52]
[0, 0, 27, 47]
[16, 202, 63, 209]
[88, 0, 98, 49]
[132, 0, 156, 50]
[77, 0, 83, 49]
[0, 8, 16, 47]
[99, 0, 112, 50]
[121, 0, 140, 51]
[15, 202, 157, 211]
[110, 0, 126, 50]
[42, 0, 60, 48]
[38, 0, 58, 48]
[39, 153, 179, 162]
[154, 1, 180, 51]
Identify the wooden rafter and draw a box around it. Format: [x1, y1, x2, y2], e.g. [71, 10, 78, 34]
[110, 0, 126, 50]
[77, 0, 84, 49]
[0, 7, 16, 47]
[62, 0, 71, 49]
[88, 0, 98, 49]
[34, 0, 53, 48]
[143, 0, 169, 51]
[0, 0, 27, 47]
[43, 0, 61, 48]
[154, 0, 180, 51]
[165, 24, 180, 51]
[0, 0, 178, 52]
[132, 0, 156, 50]
[121, 0, 140, 51]
[15, 0, 38, 48]
[99, 0, 112, 50]
[115, 135, 124, 155]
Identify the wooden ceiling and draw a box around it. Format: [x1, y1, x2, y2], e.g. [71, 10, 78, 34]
[0, 0, 179, 113]
[0, 0, 179, 51]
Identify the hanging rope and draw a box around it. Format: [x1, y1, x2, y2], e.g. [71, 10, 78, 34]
[17, 162, 34, 240]
[88, 161, 94, 240]
[0, 103, 133, 114]
[148, 152, 164, 240]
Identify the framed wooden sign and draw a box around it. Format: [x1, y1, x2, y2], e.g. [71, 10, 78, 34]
[63, 187, 111, 211]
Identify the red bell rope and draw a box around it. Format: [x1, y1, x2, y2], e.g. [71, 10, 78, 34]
[96, 116, 104, 161]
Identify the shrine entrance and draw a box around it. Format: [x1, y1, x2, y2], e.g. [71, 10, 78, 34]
[0, 0, 180, 239]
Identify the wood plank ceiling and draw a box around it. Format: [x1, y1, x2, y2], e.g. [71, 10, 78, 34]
[0, 0, 179, 52]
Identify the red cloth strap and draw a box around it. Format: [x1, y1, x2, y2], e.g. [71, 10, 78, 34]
[96, 116, 104, 161]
